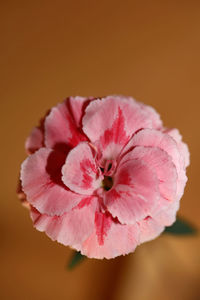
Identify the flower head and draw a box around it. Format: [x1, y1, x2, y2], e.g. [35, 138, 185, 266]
[18, 96, 189, 259]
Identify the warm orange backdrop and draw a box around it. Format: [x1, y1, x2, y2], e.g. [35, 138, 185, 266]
[1, 1, 200, 299]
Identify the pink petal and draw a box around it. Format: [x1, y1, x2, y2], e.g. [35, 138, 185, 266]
[122, 128, 180, 167]
[62, 142, 103, 195]
[154, 200, 180, 226]
[25, 127, 44, 154]
[25, 112, 49, 154]
[44, 99, 87, 153]
[165, 128, 190, 168]
[30, 196, 97, 252]
[139, 217, 164, 243]
[154, 129, 188, 200]
[82, 96, 160, 162]
[82, 212, 140, 259]
[136, 101, 163, 129]
[68, 96, 93, 127]
[122, 128, 187, 200]
[105, 159, 159, 225]
[120, 146, 177, 202]
[94, 211, 112, 246]
[21, 148, 84, 216]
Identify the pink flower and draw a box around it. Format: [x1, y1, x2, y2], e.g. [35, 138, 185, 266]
[19, 96, 189, 259]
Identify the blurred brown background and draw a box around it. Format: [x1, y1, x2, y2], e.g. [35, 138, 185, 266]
[1, 1, 200, 299]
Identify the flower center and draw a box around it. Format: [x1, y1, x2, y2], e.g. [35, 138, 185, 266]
[102, 176, 113, 191]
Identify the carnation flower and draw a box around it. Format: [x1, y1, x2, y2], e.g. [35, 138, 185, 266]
[18, 96, 189, 259]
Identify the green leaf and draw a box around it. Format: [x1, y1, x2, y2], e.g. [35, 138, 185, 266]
[67, 251, 85, 270]
[164, 217, 197, 235]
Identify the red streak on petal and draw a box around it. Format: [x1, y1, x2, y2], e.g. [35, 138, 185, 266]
[77, 196, 92, 209]
[107, 188, 121, 203]
[66, 111, 88, 147]
[100, 107, 128, 149]
[117, 169, 132, 186]
[95, 211, 112, 245]
[82, 174, 93, 189]
[80, 159, 97, 189]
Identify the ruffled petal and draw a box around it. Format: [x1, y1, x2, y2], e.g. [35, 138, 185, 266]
[82, 211, 140, 259]
[122, 128, 180, 167]
[162, 129, 189, 201]
[68, 96, 93, 127]
[44, 99, 87, 152]
[153, 200, 180, 226]
[120, 146, 177, 202]
[30, 196, 97, 251]
[21, 148, 84, 216]
[25, 127, 44, 154]
[122, 128, 187, 200]
[136, 101, 163, 129]
[62, 142, 103, 195]
[82, 96, 160, 163]
[105, 159, 159, 224]
[25, 112, 49, 154]
[165, 128, 190, 168]
[138, 217, 164, 243]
